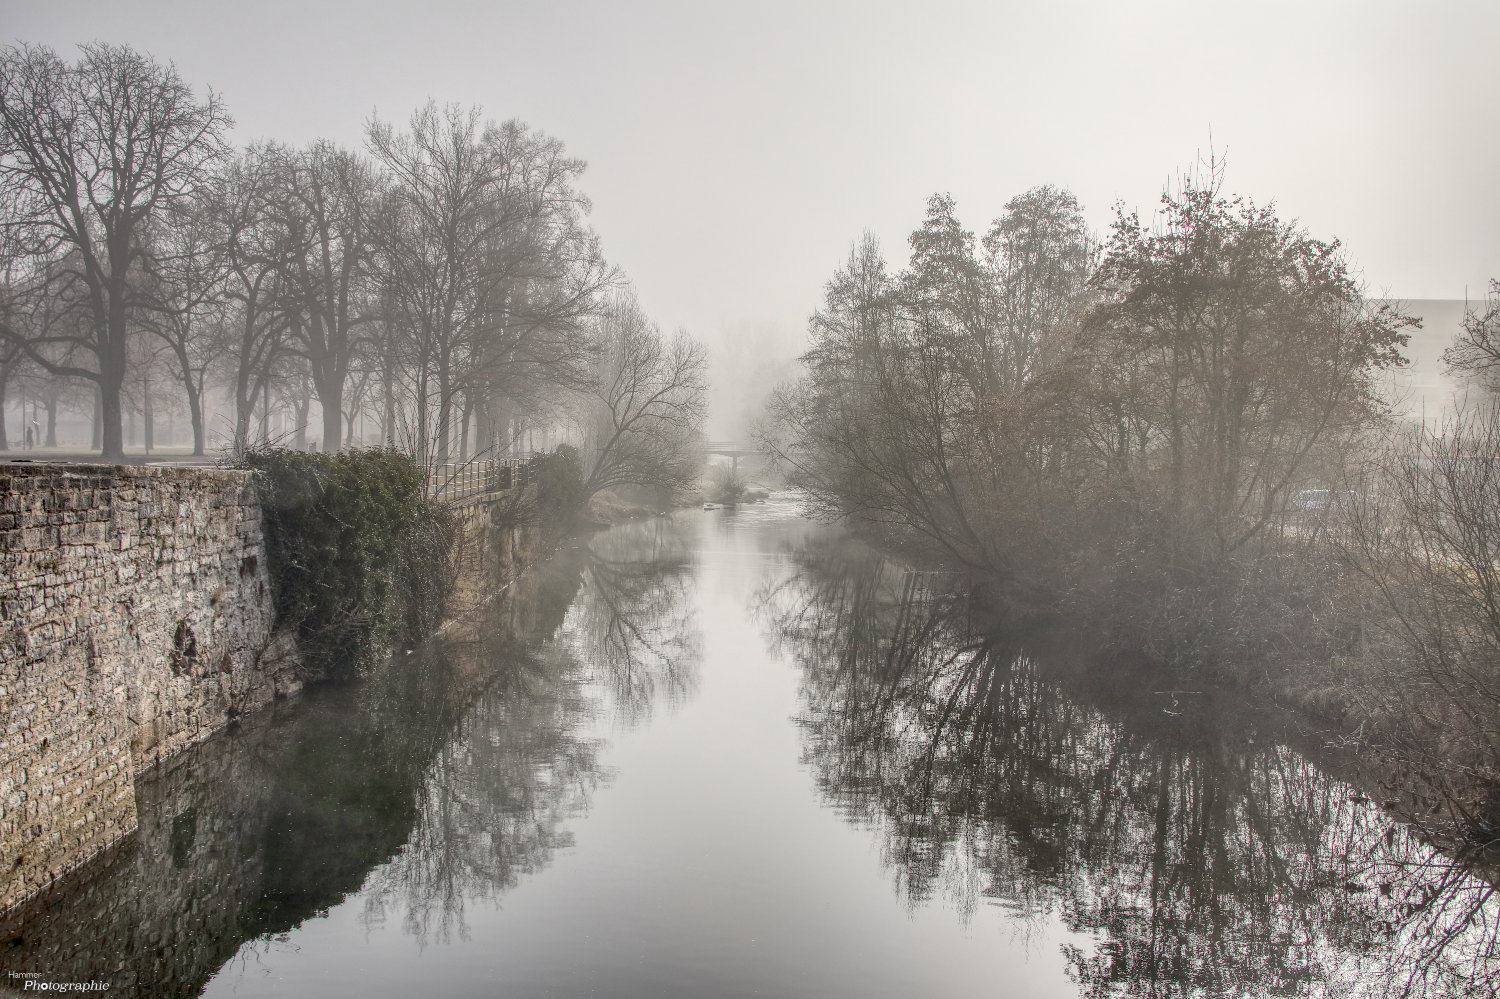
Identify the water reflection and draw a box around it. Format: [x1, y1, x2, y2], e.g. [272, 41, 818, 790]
[354, 520, 702, 945]
[572, 520, 701, 725]
[759, 537, 1499, 998]
[9, 511, 1495, 998]
[0, 518, 699, 994]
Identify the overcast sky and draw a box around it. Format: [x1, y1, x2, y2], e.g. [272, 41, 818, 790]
[6, 0, 1497, 427]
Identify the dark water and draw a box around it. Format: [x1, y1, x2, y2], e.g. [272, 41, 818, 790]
[2, 500, 1496, 997]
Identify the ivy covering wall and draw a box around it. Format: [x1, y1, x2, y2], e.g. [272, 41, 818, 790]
[245, 448, 453, 680]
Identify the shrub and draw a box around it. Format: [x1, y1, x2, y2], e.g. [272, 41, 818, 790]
[245, 447, 450, 681]
[535, 444, 587, 533]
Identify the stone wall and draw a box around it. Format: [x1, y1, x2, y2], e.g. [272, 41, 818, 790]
[444, 485, 544, 618]
[0, 544, 582, 993]
[0, 464, 300, 912]
[0, 704, 284, 994]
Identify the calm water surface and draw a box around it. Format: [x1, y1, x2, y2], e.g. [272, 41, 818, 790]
[3, 499, 1496, 997]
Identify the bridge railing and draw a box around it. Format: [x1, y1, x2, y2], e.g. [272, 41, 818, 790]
[427, 455, 541, 502]
[704, 441, 766, 457]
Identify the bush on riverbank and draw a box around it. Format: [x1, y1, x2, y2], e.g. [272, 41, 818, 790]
[245, 447, 455, 681]
[764, 176, 1500, 844]
[535, 445, 588, 533]
[1332, 409, 1500, 845]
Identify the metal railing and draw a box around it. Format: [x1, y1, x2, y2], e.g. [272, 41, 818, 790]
[427, 455, 541, 502]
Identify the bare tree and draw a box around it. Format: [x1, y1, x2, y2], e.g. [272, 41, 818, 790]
[1339, 403, 1500, 840]
[209, 146, 294, 455]
[270, 140, 378, 452]
[903, 194, 1003, 402]
[367, 104, 487, 464]
[0, 42, 229, 458]
[0, 341, 17, 449]
[0, 244, 26, 449]
[137, 200, 228, 454]
[579, 293, 707, 499]
[368, 103, 609, 465]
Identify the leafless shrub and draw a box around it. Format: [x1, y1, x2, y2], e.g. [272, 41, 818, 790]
[1340, 404, 1500, 841]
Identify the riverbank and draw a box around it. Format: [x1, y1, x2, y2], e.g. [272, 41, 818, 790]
[836, 513, 1500, 861]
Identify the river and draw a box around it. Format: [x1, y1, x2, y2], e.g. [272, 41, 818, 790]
[2, 498, 1496, 997]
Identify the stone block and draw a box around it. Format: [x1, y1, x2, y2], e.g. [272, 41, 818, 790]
[21, 528, 52, 551]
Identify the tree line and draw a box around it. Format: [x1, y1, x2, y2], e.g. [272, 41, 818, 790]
[0, 42, 706, 501]
[765, 166, 1500, 841]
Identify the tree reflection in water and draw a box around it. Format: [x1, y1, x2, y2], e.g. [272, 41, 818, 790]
[357, 519, 701, 944]
[0, 518, 701, 990]
[757, 537, 1499, 998]
[571, 519, 701, 726]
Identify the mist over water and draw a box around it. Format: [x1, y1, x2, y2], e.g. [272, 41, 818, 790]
[5, 501, 1493, 997]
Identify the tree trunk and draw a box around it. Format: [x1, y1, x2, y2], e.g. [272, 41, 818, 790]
[233, 366, 254, 457]
[493, 396, 514, 457]
[100, 379, 125, 459]
[434, 377, 452, 466]
[189, 387, 205, 455]
[174, 347, 207, 456]
[232, 387, 253, 457]
[459, 392, 472, 461]
[476, 390, 494, 457]
[318, 380, 342, 452]
[100, 258, 130, 461]
[44, 391, 57, 447]
[143, 385, 154, 455]
[415, 372, 430, 466]
[381, 365, 395, 447]
[0, 371, 9, 451]
[293, 383, 311, 450]
[91, 384, 102, 451]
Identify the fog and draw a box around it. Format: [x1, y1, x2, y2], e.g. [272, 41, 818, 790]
[6, 5, 1500, 993]
[6, 0, 1498, 439]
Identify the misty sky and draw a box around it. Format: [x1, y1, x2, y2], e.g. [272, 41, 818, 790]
[5, 0, 1497, 433]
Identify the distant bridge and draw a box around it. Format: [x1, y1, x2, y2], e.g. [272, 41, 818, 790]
[704, 441, 764, 477]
